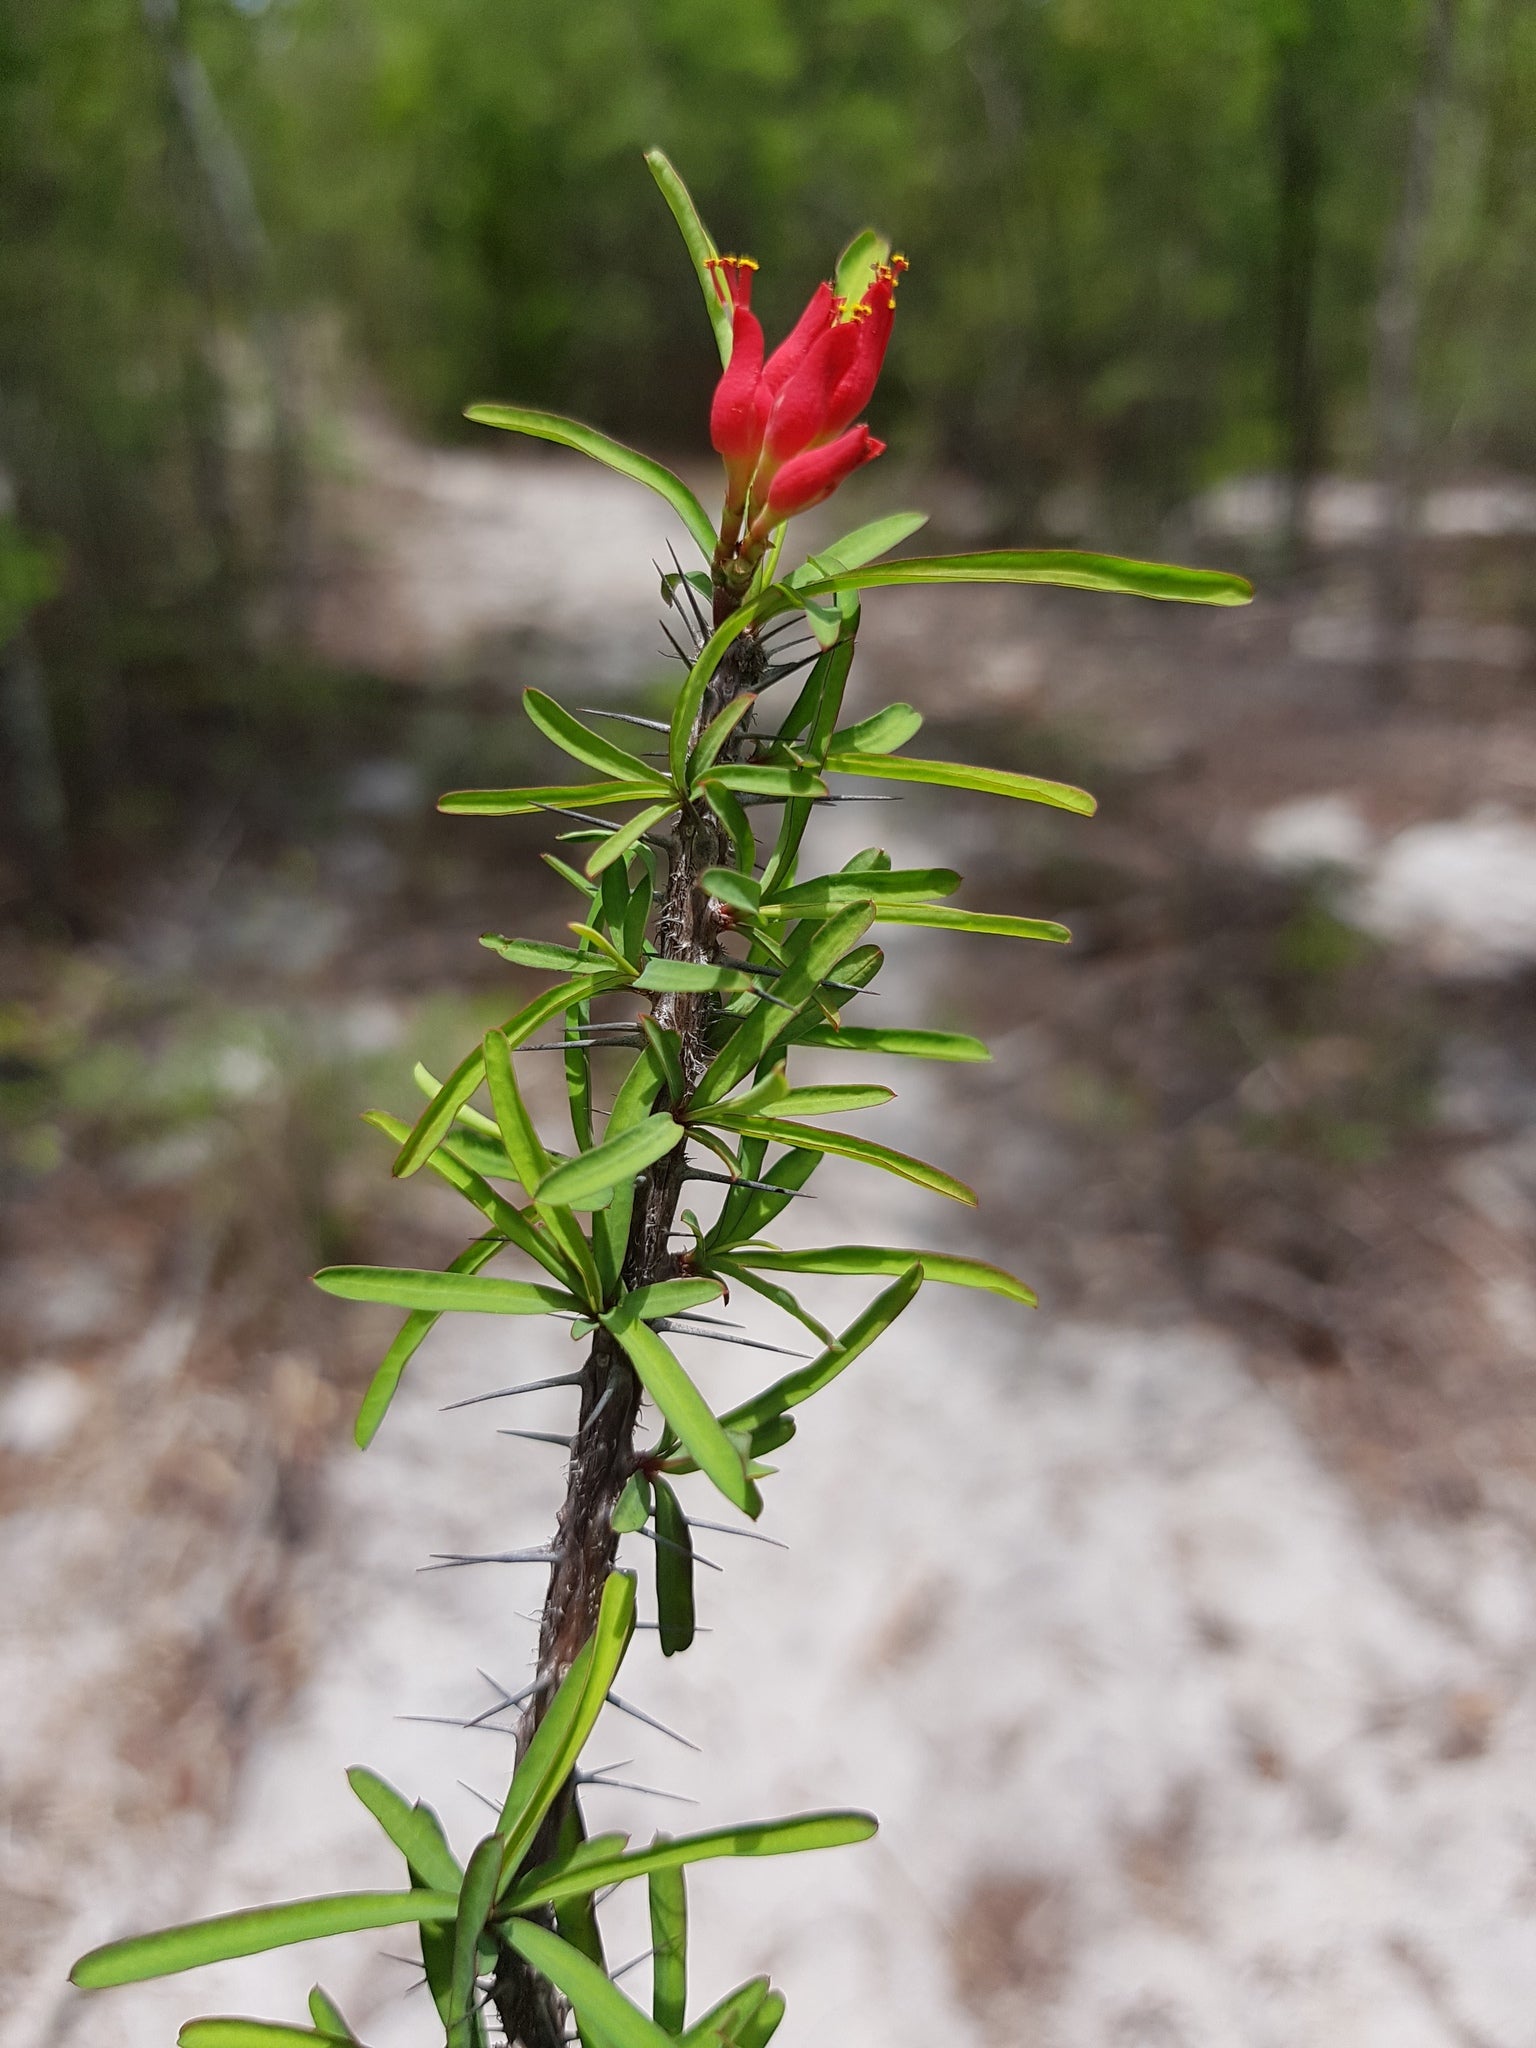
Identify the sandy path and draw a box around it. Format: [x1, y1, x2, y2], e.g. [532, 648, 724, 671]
[23, 457, 1536, 2047]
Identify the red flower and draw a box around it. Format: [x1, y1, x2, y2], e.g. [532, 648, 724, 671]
[708, 251, 904, 554]
[753, 425, 886, 539]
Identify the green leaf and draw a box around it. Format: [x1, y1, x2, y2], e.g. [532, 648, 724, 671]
[394, 978, 626, 1178]
[701, 776, 757, 871]
[697, 868, 762, 914]
[668, 593, 793, 785]
[733, 1243, 1036, 1306]
[709, 1144, 821, 1249]
[464, 405, 716, 562]
[551, 1807, 609, 1987]
[833, 226, 890, 302]
[537, 1112, 683, 1211]
[736, 1991, 787, 2048]
[364, 1109, 577, 1289]
[484, 1027, 553, 1196]
[652, 1476, 695, 1658]
[795, 548, 1253, 606]
[723, 1117, 975, 1205]
[350, 1231, 502, 1448]
[791, 511, 927, 582]
[645, 148, 732, 368]
[524, 689, 670, 787]
[822, 749, 1095, 816]
[439, 780, 670, 817]
[635, 959, 762, 994]
[591, 1043, 668, 1294]
[639, 1017, 685, 1102]
[507, 1812, 878, 1912]
[714, 1260, 834, 1348]
[601, 1300, 759, 1517]
[681, 1979, 774, 2048]
[829, 702, 924, 755]
[504, 1920, 672, 2048]
[480, 935, 613, 975]
[793, 1024, 989, 1062]
[178, 2027, 354, 2048]
[708, 1083, 894, 1122]
[313, 1267, 582, 1315]
[623, 1276, 726, 1321]
[346, 1769, 462, 1895]
[649, 1858, 688, 2030]
[496, 1570, 637, 1867]
[761, 867, 958, 917]
[721, 1267, 924, 1434]
[71, 1892, 458, 1989]
[585, 801, 679, 879]
[699, 765, 827, 800]
[611, 1471, 652, 1535]
[307, 1990, 357, 2043]
[450, 1835, 502, 2044]
[694, 900, 876, 1107]
[872, 903, 1071, 942]
[687, 691, 757, 781]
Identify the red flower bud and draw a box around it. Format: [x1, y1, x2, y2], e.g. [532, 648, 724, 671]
[707, 260, 770, 515]
[821, 259, 904, 440]
[761, 315, 861, 469]
[761, 280, 837, 396]
[759, 424, 886, 529]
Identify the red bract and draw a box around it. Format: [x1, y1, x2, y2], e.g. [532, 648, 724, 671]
[754, 425, 887, 538]
[708, 251, 904, 554]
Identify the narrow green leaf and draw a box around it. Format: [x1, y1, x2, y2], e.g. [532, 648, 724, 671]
[736, 1990, 787, 2048]
[697, 868, 762, 914]
[699, 765, 827, 800]
[708, 1083, 893, 1122]
[551, 1806, 608, 1983]
[71, 1894, 457, 1989]
[688, 691, 757, 782]
[313, 1267, 581, 1315]
[639, 1017, 685, 1102]
[693, 900, 876, 1107]
[479, 935, 610, 975]
[504, 1920, 671, 2048]
[307, 1990, 356, 2043]
[365, 1110, 576, 1290]
[796, 548, 1253, 606]
[439, 780, 670, 817]
[872, 903, 1071, 943]
[792, 511, 926, 581]
[507, 1812, 878, 1913]
[680, 1979, 773, 2048]
[792, 1024, 990, 1062]
[393, 978, 625, 1178]
[346, 1769, 462, 1895]
[721, 1267, 924, 1434]
[708, 1145, 821, 1249]
[602, 1301, 759, 1517]
[822, 749, 1096, 816]
[724, 1118, 975, 1205]
[829, 702, 924, 755]
[496, 1571, 637, 1868]
[524, 689, 669, 787]
[652, 1476, 695, 1657]
[350, 1231, 502, 1449]
[591, 1043, 667, 1294]
[635, 959, 761, 994]
[733, 1243, 1036, 1305]
[585, 801, 678, 879]
[483, 1027, 552, 1197]
[623, 1276, 726, 1321]
[465, 405, 715, 562]
[450, 1835, 502, 2043]
[537, 1113, 683, 1211]
[644, 148, 732, 367]
[668, 589, 795, 785]
[833, 226, 890, 302]
[611, 1472, 652, 1535]
[714, 1260, 835, 1347]
[178, 2026, 353, 2048]
[762, 867, 958, 917]
[649, 1858, 688, 2030]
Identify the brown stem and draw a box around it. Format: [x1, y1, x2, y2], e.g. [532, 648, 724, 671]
[491, 609, 767, 2045]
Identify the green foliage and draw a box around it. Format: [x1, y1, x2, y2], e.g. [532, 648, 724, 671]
[68, 152, 1254, 2048]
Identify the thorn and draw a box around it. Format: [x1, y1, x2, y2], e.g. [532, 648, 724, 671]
[606, 1690, 702, 1750]
[687, 1515, 788, 1549]
[575, 1767, 699, 1805]
[684, 1169, 815, 1198]
[610, 1947, 656, 1984]
[530, 802, 623, 831]
[580, 1376, 620, 1436]
[628, 1524, 722, 1572]
[420, 1548, 557, 1570]
[497, 1428, 575, 1449]
[669, 541, 711, 638]
[661, 1308, 746, 1329]
[578, 707, 670, 733]
[631, 1619, 713, 1634]
[653, 1320, 809, 1359]
[463, 1679, 537, 1728]
[659, 619, 695, 667]
[442, 1373, 585, 1412]
[526, 1035, 646, 1051]
[458, 1778, 502, 1813]
[757, 649, 824, 687]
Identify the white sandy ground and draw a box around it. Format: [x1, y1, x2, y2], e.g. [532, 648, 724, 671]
[12, 459, 1536, 2045]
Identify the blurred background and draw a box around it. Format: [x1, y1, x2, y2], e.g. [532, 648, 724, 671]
[6, 2, 1536, 2043]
